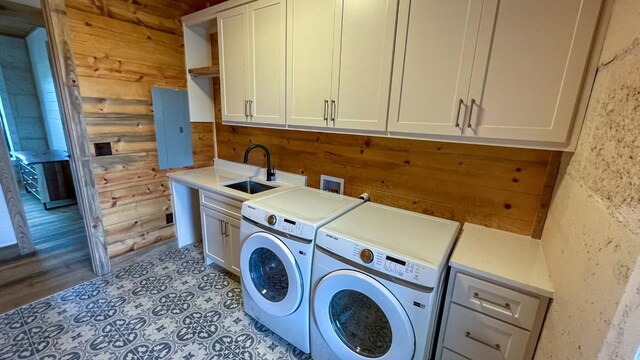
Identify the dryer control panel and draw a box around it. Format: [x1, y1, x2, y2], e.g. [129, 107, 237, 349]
[242, 204, 315, 240]
[317, 230, 439, 288]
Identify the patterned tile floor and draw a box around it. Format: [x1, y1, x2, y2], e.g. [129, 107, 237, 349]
[0, 243, 312, 360]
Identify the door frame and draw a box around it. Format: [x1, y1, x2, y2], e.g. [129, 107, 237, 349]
[0, 115, 34, 256]
[38, 0, 110, 275]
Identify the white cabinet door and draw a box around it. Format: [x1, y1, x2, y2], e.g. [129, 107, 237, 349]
[247, 0, 286, 125]
[226, 216, 241, 275]
[388, 0, 483, 136]
[331, 0, 397, 131]
[201, 206, 227, 267]
[287, 0, 335, 127]
[466, 0, 602, 142]
[218, 6, 249, 122]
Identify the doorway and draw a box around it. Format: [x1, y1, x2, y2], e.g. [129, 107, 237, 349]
[0, 0, 96, 313]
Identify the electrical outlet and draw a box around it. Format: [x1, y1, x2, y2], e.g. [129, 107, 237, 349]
[94, 142, 112, 156]
[166, 213, 174, 224]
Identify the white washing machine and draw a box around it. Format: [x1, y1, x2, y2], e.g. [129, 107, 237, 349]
[240, 187, 364, 353]
[310, 202, 460, 360]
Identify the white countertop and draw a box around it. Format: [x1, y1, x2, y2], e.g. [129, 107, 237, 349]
[167, 159, 306, 201]
[450, 223, 554, 298]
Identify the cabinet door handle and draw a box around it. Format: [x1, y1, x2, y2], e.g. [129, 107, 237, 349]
[467, 98, 477, 129]
[224, 221, 229, 237]
[248, 100, 253, 119]
[473, 292, 512, 312]
[465, 331, 501, 351]
[323, 99, 329, 124]
[244, 100, 248, 119]
[220, 220, 225, 236]
[331, 100, 336, 125]
[455, 98, 464, 129]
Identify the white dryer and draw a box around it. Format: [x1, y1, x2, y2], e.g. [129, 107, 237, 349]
[240, 187, 363, 354]
[311, 202, 460, 360]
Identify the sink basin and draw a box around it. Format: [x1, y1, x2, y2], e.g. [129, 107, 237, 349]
[223, 180, 278, 194]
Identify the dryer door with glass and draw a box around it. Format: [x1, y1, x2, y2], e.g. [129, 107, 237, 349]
[313, 269, 415, 359]
[240, 232, 303, 316]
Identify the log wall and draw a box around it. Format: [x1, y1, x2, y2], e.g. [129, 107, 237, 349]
[66, 0, 214, 257]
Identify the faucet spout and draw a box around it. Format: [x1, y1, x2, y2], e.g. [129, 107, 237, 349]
[243, 144, 276, 181]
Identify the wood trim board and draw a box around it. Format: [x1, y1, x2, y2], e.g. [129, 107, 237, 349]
[0, 123, 34, 256]
[42, 0, 110, 276]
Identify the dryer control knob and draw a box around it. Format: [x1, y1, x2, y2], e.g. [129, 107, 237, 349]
[267, 215, 277, 226]
[360, 249, 374, 264]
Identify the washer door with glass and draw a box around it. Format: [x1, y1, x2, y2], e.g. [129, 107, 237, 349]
[240, 232, 303, 317]
[313, 270, 415, 360]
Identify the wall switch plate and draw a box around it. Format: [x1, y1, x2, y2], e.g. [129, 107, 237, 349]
[165, 213, 174, 224]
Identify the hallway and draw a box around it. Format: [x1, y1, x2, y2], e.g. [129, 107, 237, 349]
[0, 190, 93, 314]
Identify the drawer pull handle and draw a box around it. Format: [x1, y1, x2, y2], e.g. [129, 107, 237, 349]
[473, 292, 512, 311]
[465, 331, 501, 351]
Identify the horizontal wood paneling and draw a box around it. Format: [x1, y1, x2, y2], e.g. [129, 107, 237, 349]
[66, 0, 213, 258]
[217, 124, 556, 235]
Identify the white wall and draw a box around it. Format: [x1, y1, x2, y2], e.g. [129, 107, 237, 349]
[0, 185, 18, 248]
[534, 0, 640, 358]
[26, 28, 66, 151]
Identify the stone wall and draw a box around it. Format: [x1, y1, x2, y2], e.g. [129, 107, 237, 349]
[534, 0, 640, 358]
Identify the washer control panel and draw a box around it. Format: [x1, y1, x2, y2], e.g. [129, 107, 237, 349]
[242, 204, 314, 240]
[317, 230, 438, 287]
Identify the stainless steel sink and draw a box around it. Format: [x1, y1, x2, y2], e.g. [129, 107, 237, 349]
[223, 180, 278, 194]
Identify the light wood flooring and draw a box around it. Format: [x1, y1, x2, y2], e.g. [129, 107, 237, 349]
[0, 189, 94, 314]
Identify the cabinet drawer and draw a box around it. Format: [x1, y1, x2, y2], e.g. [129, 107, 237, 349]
[443, 304, 529, 360]
[452, 273, 539, 330]
[442, 348, 469, 360]
[200, 190, 242, 218]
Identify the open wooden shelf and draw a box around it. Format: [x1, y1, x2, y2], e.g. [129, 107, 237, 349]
[188, 65, 220, 78]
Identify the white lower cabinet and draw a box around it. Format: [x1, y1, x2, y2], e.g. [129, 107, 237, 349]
[436, 271, 550, 360]
[443, 304, 530, 360]
[200, 190, 242, 276]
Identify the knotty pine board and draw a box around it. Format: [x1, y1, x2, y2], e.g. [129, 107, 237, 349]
[216, 123, 558, 236]
[66, 0, 213, 258]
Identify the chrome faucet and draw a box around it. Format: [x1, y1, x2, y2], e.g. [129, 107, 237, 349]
[243, 144, 276, 182]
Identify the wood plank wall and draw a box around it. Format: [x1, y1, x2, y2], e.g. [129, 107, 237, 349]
[65, 0, 214, 258]
[210, 35, 561, 237]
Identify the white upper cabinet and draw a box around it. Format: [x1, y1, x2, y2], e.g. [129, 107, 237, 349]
[186, 0, 604, 149]
[247, 0, 286, 125]
[288, 0, 397, 131]
[218, 6, 248, 122]
[287, 0, 336, 127]
[218, 0, 286, 125]
[466, 0, 602, 142]
[390, 0, 602, 144]
[389, 0, 483, 136]
[331, 0, 397, 131]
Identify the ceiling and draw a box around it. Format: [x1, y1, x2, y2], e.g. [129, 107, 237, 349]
[0, 0, 43, 38]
